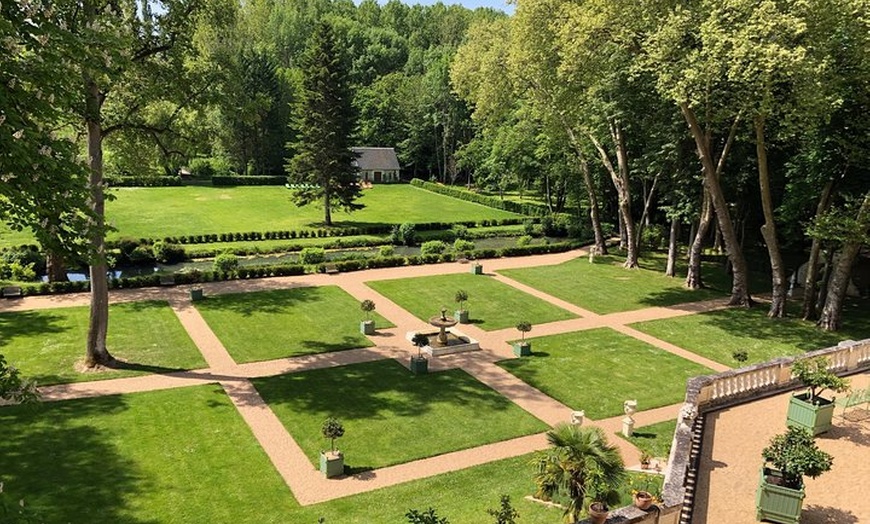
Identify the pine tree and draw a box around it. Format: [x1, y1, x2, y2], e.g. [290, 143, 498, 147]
[286, 21, 362, 226]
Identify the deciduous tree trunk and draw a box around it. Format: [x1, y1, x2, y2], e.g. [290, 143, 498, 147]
[84, 75, 113, 368]
[681, 104, 752, 306]
[588, 126, 637, 268]
[818, 192, 870, 331]
[801, 179, 835, 320]
[686, 190, 712, 289]
[755, 118, 787, 317]
[666, 217, 680, 277]
[46, 249, 68, 282]
[566, 128, 607, 255]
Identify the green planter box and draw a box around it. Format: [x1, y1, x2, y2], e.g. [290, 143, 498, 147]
[190, 288, 204, 302]
[513, 342, 532, 357]
[471, 264, 483, 275]
[786, 393, 835, 436]
[410, 356, 429, 375]
[756, 467, 804, 524]
[320, 451, 344, 478]
[455, 309, 470, 324]
[360, 320, 375, 335]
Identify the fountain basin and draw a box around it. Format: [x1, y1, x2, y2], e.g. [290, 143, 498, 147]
[406, 328, 480, 357]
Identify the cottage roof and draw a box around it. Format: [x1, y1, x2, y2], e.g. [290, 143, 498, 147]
[352, 147, 400, 171]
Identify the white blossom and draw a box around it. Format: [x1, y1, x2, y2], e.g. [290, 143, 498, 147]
[13, 129, 24, 139]
[39, 145, 52, 156]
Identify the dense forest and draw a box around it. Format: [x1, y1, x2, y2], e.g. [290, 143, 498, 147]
[1, 0, 869, 366]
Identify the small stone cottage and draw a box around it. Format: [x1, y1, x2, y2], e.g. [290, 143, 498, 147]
[352, 147, 401, 183]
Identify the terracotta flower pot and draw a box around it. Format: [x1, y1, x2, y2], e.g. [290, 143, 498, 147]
[587, 502, 608, 524]
[634, 491, 654, 511]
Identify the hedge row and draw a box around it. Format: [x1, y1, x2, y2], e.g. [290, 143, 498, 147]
[410, 178, 548, 217]
[211, 175, 287, 186]
[107, 176, 184, 187]
[19, 242, 581, 296]
[105, 218, 531, 249]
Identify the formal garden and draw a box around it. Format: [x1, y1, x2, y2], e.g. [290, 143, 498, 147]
[3, 247, 868, 523]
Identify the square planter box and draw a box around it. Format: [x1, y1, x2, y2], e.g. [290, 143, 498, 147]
[786, 393, 835, 436]
[513, 342, 532, 357]
[756, 467, 804, 524]
[190, 288, 204, 302]
[471, 264, 483, 275]
[320, 451, 344, 478]
[455, 309, 470, 324]
[360, 320, 375, 335]
[410, 356, 429, 375]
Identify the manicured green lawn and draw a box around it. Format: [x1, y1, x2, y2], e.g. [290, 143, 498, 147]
[0, 385, 296, 523]
[253, 359, 548, 470]
[620, 419, 678, 460]
[194, 286, 394, 363]
[630, 299, 870, 366]
[497, 328, 714, 419]
[368, 273, 577, 330]
[499, 254, 728, 314]
[0, 301, 205, 385]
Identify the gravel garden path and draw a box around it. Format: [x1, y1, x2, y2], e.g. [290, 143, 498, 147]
[7, 248, 738, 504]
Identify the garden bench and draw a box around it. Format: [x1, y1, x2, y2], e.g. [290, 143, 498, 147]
[324, 264, 339, 275]
[159, 275, 176, 286]
[1, 286, 23, 298]
[838, 387, 870, 421]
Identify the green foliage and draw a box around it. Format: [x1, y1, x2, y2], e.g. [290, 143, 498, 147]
[516, 235, 533, 247]
[762, 426, 833, 489]
[411, 179, 545, 217]
[516, 321, 532, 341]
[533, 425, 626, 521]
[286, 21, 362, 225]
[0, 355, 38, 404]
[378, 245, 395, 257]
[454, 290, 469, 311]
[299, 247, 326, 265]
[732, 350, 749, 364]
[451, 224, 469, 239]
[152, 241, 186, 264]
[212, 175, 287, 186]
[487, 495, 519, 524]
[321, 417, 345, 453]
[406, 508, 450, 524]
[453, 238, 475, 253]
[213, 252, 240, 273]
[391, 222, 417, 246]
[420, 240, 448, 255]
[792, 357, 850, 402]
[360, 299, 376, 321]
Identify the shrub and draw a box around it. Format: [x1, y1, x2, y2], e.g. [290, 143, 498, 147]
[641, 224, 666, 249]
[451, 224, 469, 239]
[398, 222, 417, 246]
[152, 241, 186, 264]
[406, 508, 449, 524]
[212, 175, 286, 186]
[360, 299, 376, 321]
[299, 247, 326, 265]
[523, 219, 536, 236]
[321, 417, 345, 453]
[762, 426, 833, 489]
[378, 245, 395, 257]
[453, 238, 475, 253]
[516, 235, 533, 247]
[213, 252, 239, 273]
[1, 245, 45, 275]
[420, 240, 448, 255]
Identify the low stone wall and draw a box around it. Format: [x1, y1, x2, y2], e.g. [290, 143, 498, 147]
[580, 338, 870, 524]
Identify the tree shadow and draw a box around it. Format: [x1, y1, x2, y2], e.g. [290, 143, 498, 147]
[296, 336, 370, 353]
[0, 395, 158, 524]
[250, 359, 522, 422]
[802, 506, 860, 524]
[0, 310, 69, 349]
[196, 287, 323, 317]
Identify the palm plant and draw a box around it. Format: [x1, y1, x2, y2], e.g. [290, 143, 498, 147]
[532, 424, 626, 523]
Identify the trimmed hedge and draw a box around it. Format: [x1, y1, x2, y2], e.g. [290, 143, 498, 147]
[410, 178, 547, 216]
[106, 176, 183, 187]
[212, 175, 287, 186]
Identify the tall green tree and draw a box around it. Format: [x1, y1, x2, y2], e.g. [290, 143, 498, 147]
[286, 21, 362, 226]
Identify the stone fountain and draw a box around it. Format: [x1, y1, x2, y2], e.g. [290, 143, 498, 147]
[407, 307, 480, 357]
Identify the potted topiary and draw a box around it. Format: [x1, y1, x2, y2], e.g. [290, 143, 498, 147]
[756, 426, 833, 524]
[513, 321, 532, 356]
[786, 356, 849, 435]
[319, 417, 345, 478]
[360, 299, 376, 335]
[410, 333, 429, 375]
[454, 290, 469, 324]
[471, 262, 483, 275]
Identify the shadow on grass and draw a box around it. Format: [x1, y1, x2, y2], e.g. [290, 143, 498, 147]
[297, 336, 369, 353]
[250, 360, 520, 421]
[196, 287, 322, 317]
[0, 310, 69, 349]
[0, 395, 156, 524]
